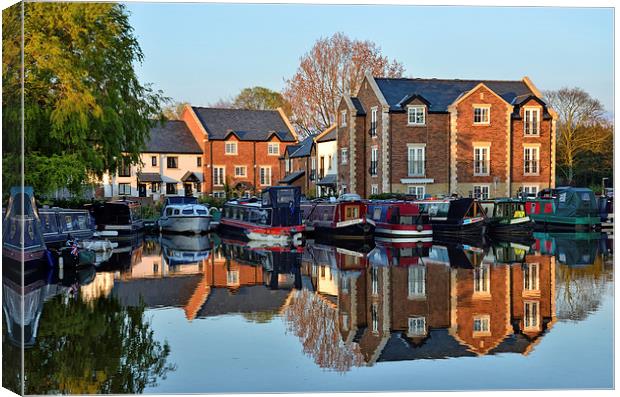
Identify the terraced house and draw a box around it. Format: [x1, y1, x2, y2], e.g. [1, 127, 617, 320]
[337, 72, 556, 199]
[181, 106, 298, 197]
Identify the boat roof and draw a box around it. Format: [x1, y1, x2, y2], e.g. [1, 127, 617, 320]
[165, 196, 199, 205]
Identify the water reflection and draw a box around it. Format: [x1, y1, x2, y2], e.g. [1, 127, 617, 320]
[2, 231, 613, 393]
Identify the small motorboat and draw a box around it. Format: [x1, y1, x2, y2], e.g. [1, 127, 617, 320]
[159, 196, 212, 234]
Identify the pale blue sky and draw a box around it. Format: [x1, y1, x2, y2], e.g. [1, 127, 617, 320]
[125, 3, 614, 113]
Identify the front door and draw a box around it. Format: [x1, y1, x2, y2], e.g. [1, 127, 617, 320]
[184, 183, 193, 196]
[138, 183, 147, 197]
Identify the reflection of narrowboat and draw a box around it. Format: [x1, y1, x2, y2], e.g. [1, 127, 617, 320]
[479, 199, 533, 236]
[533, 231, 602, 267]
[366, 201, 432, 242]
[91, 200, 144, 235]
[39, 207, 95, 248]
[415, 198, 487, 236]
[219, 186, 304, 244]
[301, 194, 375, 240]
[525, 187, 601, 230]
[369, 240, 431, 267]
[2, 186, 52, 273]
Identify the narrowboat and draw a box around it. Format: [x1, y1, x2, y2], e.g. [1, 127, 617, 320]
[525, 187, 601, 230]
[218, 186, 305, 244]
[301, 194, 375, 240]
[533, 231, 602, 267]
[91, 199, 144, 235]
[414, 198, 487, 237]
[369, 240, 432, 267]
[159, 196, 212, 234]
[366, 201, 432, 242]
[38, 207, 95, 248]
[479, 198, 533, 236]
[2, 186, 53, 274]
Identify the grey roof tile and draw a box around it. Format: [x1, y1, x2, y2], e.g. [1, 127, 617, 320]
[350, 97, 366, 115]
[144, 120, 202, 154]
[192, 107, 296, 142]
[290, 135, 315, 158]
[279, 170, 305, 184]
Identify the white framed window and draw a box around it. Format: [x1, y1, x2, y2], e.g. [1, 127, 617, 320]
[371, 303, 379, 333]
[339, 148, 348, 165]
[371, 184, 379, 195]
[213, 191, 225, 198]
[407, 144, 425, 176]
[523, 185, 539, 196]
[268, 142, 279, 156]
[234, 166, 247, 177]
[213, 166, 225, 186]
[341, 312, 349, 331]
[407, 105, 426, 126]
[473, 264, 490, 295]
[408, 265, 426, 298]
[341, 110, 347, 127]
[370, 107, 378, 137]
[371, 267, 379, 295]
[473, 315, 491, 335]
[370, 146, 378, 176]
[408, 185, 425, 199]
[524, 263, 540, 291]
[225, 141, 238, 155]
[524, 107, 541, 135]
[473, 185, 490, 199]
[328, 155, 332, 171]
[259, 166, 272, 186]
[226, 270, 239, 286]
[408, 316, 426, 337]
[524, 147, 540, 175]
[474, 146, 490, 176]
[118, 183, 131, 195]
[473, 105, 490, 124]
[340, 184, 347, 194]
[524, 301, 540, 330]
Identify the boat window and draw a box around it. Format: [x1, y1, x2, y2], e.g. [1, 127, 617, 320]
[262, 192, 271, 206]
[196, 209, 207, 215]
[277, 188, 295, 204]
[174, 209, 180, 215]
[423, 203, 449, 217]
[166, 208, 174, 216]
[64, 215, 73, 231]
[399, 216, 414, 225]
[495, 204, 505, 218]
[257, 209, 270, 225]
[182, 209, 194, 215]
[77, 215, 87, 229]
[373, 207, 382, 221]
[242, 208, 250, 222]
[344, 206, 359, 220]
[40, 213, 57, 233]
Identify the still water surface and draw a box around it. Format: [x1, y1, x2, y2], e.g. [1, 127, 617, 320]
[2, 232, 614, 393]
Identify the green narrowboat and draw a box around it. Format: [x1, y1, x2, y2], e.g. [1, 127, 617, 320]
[479, 198, 533, 236]
[525, 187, 601, 230]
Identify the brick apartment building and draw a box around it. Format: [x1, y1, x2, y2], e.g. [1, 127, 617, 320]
[279, 135, 317, 195]
[337, 72, 557, 199]
[181, 106, 298, 197]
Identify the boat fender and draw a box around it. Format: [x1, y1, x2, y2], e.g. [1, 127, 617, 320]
[416, 224, 423, 231]
[293, 232, 303, 247]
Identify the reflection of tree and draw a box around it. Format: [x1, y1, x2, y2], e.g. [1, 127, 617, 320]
[242, 310, 278, 324]
[555, 255, 613, 321]
[3, 293, 175, 394]
[283, 290, 363, 372]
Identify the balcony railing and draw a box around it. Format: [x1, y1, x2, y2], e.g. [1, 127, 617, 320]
[369, 161, 378, 176]
[474, 160, 490, 176]
[408, 160, 425, 177]
[369, 122, 377, 137]
[524, 160, 539, 175]
[309, 170, 316, 181]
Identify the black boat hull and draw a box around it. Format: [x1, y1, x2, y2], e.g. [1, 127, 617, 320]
[306, 222, 375, 240]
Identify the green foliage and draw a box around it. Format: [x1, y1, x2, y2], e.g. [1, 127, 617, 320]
[198, 195, 226, 208]
[233, 86, 291, 115]
[140, 201, 163, 220]
[2, 2, 165, 196]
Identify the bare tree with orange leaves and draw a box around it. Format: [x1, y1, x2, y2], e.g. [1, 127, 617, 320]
[283, 32, 405, 135]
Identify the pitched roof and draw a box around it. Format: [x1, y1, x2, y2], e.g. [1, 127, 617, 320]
[196, 286, 291, 317]
[373, 77, 535, 112]
[136, 172, 162, 183]
[111, 275, 203, 308]
[191, 107, 296, 142]
[350, 97, 366, 115]
[316, 127, 337, 143]
[144, 120, 202, 154]
[378, 330, 476, 362]
[279, 170, 305, 184]
[290, 135, 315, 158]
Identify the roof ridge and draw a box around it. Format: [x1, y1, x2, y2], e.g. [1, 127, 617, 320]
[374, 76, 524, 83]
[191, 106, 279, 113]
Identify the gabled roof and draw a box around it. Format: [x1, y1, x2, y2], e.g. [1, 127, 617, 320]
[279, 170, 305, 184]
[196, 286, 291, 317]
[315, 125, 337, 143]
[136, 172, 162, 183]
[374, 77, 536, 112]
[350, 97, 366, 115]
[144, 120, 202, 154]
[378, 330, 476, 362]
[289, 135, 315, 158]
[191, 107, 296, 142]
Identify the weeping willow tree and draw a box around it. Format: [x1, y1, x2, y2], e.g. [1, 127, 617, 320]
[283, 289, 364, 372]
[2, 2, 165, 197]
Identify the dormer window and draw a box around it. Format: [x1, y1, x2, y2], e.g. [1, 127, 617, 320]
[341, 110, 347, 127]
[473, 105, 490, 125]
[225, 141, 238, 155]
[407, 105, 425, 126]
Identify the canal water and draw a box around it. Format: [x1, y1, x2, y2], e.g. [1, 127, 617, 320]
[2, 232, 614, 394]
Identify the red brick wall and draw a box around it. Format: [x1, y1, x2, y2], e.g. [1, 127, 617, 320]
[337, 100, 366, 196]
[511, 99, 554, 187]
[389, 99, 450, 186]
[356, 80, 384, 197]
[455, 85, 511, 185]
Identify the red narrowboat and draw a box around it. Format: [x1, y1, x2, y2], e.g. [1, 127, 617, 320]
[366, 201, 433, 242]
[301, 194, 375, 240]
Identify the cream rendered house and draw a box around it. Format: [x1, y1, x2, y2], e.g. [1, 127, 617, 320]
[102, 121, 204, 200]
[314, 124, 338, 196]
